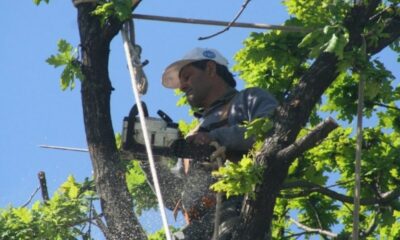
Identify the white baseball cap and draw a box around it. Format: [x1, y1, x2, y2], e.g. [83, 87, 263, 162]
[162, 47, 229, 89]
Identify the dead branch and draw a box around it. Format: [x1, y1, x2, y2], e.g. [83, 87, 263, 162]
[198, 0, 252, 40]
[290, 218, 338, 238]
[38, 171, 49, 203]
[21, 186, 41, 208]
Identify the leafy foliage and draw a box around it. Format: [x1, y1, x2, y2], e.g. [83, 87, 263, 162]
[233, 19, 309, 102]
[0, 176, 95, 240]
[92, 0, 134, 26]
[125, 160, 158, 215]
[244, 117, 273, 142]
[147, 226, 179, 240]
[211, 156, 263, 198]
[298, 25, 349, 59]
[33, 0, 49, 5]
[46, 39, 83, 91]
[178, 118, 199, 136]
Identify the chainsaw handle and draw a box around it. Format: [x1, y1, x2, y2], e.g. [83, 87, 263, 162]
[170, 139, 216, 161]
[128, 101, 148, 118]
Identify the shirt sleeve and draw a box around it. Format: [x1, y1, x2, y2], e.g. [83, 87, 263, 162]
[208, 88, 278, 151]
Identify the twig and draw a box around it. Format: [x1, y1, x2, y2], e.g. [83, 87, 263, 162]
[290, 218, 338, 238]
[21, 186, 41, 208]
[283, 231, 307, 239]
[281, 180, 400, 206]
[87, 198, 94, 239]
[198, 0, 252, 40]
[369, 101, 400, 112]
[92, 209, 110, 239]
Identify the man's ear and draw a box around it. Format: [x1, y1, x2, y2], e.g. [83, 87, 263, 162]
[205, 61, 217, 77]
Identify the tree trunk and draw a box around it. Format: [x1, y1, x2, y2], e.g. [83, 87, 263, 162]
[75, 2, 146, 239]
[232, 53, 339, 240]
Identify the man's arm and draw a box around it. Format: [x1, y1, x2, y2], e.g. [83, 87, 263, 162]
[208, 88, 278, 151]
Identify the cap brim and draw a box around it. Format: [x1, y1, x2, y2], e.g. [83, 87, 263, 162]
[162, 59, 196, 89]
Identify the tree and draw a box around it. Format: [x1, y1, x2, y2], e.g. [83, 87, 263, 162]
[230, 0, 400, 239]
[26, 0, 400, 239]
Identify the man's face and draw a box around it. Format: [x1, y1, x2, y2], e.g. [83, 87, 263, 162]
[179, 63, 213, 108]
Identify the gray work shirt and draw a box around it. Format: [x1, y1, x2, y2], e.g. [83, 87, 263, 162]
[198, 87, 278, 151]
[181, 87, 277, 214]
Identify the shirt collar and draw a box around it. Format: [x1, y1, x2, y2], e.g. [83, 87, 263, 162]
[194, 88, 238, 118]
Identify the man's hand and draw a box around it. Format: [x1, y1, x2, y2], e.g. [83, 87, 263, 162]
[186, 132, 214, 145]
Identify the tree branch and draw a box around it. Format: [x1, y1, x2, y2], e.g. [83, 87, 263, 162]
[360, 210, 379, 238]
[92, 209, 109, 239]
[369, 101, 400, 112]
[283, 231, 307, 239]
[366, 6, 400, 55]
[276, 117, 338, 163]
[290, 218, 338, 238]
[281, 180, 400, 207]
[198, 0, 252, 40]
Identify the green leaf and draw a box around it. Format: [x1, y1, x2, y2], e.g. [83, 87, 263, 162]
[244, 117, 273, 141]
[46, 39, 82, 91]
[211, 156, 263, 198]
[298, 30, 322, 48]
[324, 33, 348, 59]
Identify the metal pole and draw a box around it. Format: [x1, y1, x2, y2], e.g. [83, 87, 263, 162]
[132, 13, 309, 32]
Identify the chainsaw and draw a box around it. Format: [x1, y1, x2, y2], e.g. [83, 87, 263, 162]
[120, 101, 215, 161]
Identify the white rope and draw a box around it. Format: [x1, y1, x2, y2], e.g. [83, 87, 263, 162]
[121, 23, 173, 240]
[352, 36, 366, 240]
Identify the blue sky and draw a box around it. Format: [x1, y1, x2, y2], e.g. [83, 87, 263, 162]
[1, 0, 398, 238]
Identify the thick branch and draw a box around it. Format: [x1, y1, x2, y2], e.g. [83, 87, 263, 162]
[281, 180, 400, 206]
[276, 117, 338, 163]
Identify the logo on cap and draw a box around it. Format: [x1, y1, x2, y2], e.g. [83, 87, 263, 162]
[202, 50, 216, 59]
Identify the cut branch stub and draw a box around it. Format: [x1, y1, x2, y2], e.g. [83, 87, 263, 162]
[38, 171, 50, 203]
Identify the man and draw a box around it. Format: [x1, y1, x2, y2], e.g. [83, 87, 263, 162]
[162, 47, 278, 239]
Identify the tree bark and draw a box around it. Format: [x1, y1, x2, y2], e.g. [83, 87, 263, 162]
[74, 2, 146, 239]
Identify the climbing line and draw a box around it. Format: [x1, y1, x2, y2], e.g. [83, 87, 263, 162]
[352, 35, 366, 240]
[121, 21, 172, 240]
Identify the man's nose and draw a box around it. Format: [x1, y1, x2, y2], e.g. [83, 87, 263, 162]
[179, 80, 188, 91]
